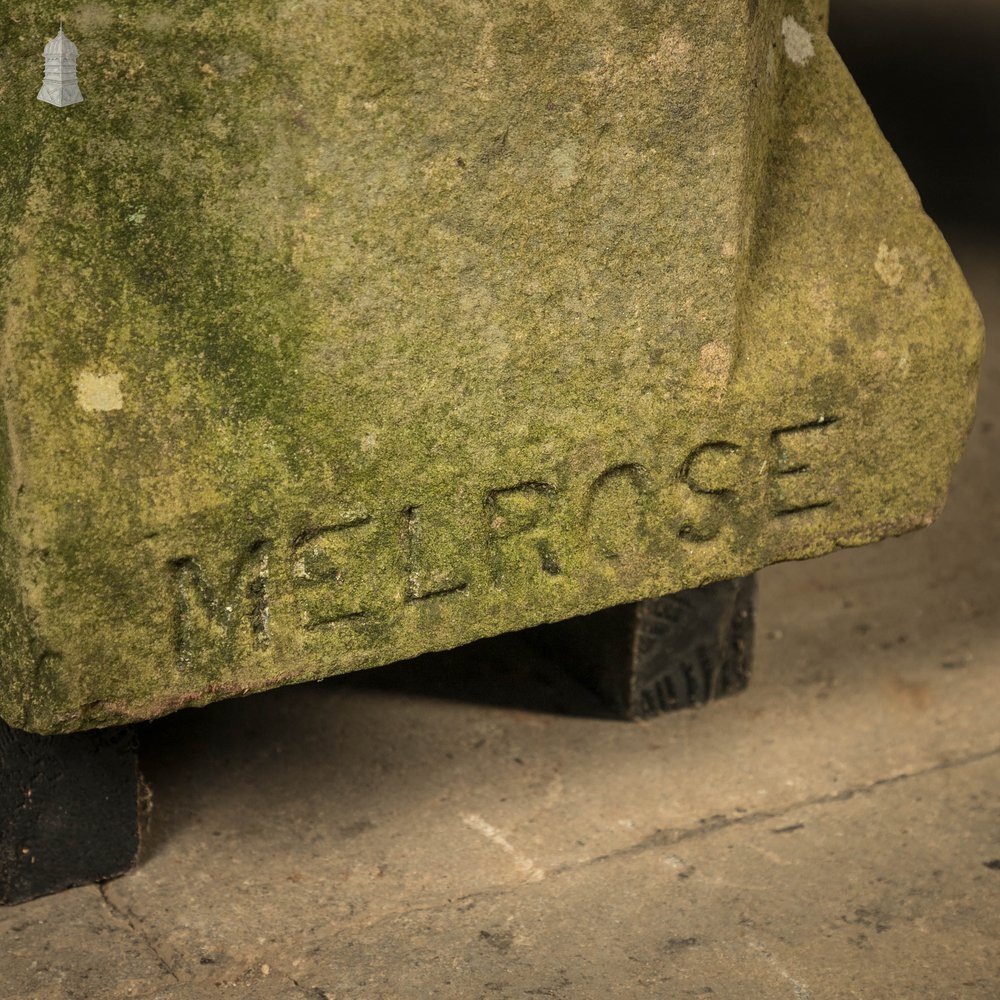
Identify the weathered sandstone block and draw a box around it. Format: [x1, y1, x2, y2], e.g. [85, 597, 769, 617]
[0, 1, 982, 732]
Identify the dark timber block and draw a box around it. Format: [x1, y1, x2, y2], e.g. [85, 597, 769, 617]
[533, 576, 756, 720]
[1, 720, 141, 905]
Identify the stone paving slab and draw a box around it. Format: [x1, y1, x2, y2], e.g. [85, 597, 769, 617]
[270, 753, 1000, 1000]
[0, 885, 175, 1000]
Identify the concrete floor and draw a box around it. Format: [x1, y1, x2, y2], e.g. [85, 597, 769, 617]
[4, 9, 1000, 1000]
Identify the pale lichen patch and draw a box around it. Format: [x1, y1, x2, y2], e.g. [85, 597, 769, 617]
[76, 370, 124, 412]
[137, 11, 176, 34]
[74, 3, 114, 32]
[549, 143, 580, 191]
[781, 17, 815, 67]
[646, 29, 692, 80]
[875, 241, 905, 287]
[697, 341, 734, 390]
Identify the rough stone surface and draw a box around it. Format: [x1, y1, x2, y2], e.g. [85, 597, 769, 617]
[0, 0, 983, 732]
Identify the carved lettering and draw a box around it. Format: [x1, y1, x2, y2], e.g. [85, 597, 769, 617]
[586, 463, 649, 559]
[769, 417, 840, 517]
[402, 505, 468, 602]
[291, 516, 373, 629]
[169, 540, 272, 671]
[160, 412, 847, 669]
[677, 442, 743, 542]
[484, 481, 561, 579]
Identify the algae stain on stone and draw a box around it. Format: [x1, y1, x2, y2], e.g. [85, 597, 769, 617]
[75, 370, 123, 412]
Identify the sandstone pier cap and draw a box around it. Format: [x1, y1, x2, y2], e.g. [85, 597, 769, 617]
[0, 0, 983, 732]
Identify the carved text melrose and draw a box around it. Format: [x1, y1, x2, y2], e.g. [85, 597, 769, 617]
[169, 416, 840, 665]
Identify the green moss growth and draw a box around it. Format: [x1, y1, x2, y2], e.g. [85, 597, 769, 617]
[0, 0, 982, 732]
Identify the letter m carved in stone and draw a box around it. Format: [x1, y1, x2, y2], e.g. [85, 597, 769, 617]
[168, 541, 272, 673]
